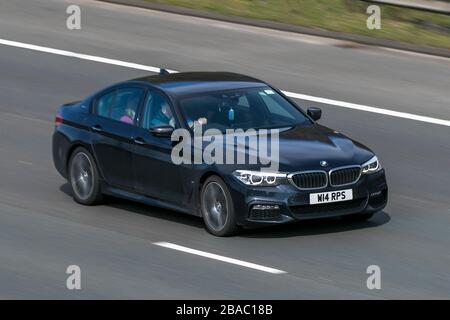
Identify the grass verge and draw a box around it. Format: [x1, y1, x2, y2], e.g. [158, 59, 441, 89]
[144, 0, 450, 49]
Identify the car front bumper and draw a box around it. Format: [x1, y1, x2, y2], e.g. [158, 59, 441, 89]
[225, 169, 388, 227]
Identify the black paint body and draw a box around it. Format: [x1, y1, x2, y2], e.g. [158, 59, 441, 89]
[52, 72, 388, 227]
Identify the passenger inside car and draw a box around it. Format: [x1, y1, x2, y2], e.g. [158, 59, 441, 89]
[111, 92, 140, 125]
[120, 106, 135, 124]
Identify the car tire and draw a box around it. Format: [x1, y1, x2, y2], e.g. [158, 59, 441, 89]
[341, 212, 374, 222]
[68, 147, 103, 205]
[200, 176, 238, 237]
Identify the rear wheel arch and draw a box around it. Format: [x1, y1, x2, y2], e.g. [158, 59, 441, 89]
[66, 143, 96, 176]
[68, 146, 103, 205]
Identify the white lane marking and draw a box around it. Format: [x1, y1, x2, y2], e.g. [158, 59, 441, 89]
[283, 91, 450, 127]
[154, 242, 287, 274]
[0, 111, 52, 124]
[18, 160, 33, 166]
[0, 38, 178, 74]
[0, 38, 449, 127]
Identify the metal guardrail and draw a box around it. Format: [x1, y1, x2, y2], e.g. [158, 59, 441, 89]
[362, 0, 450, 14]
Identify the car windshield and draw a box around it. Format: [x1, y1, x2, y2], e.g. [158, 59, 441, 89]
[178, 86, 311, 132]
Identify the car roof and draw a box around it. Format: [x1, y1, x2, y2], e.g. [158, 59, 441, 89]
[132, 72, 267, 96]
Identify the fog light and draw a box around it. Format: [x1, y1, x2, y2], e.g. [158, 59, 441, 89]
[249, 204, 281, 220]
[370, 190, 382, 197]
[369, 189, 387, 208]
[253, 204, 280, 210]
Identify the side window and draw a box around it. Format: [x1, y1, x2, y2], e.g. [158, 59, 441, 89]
[110, 88, 145, 124]
[141, 91, 175, 129]
[94, 91, 115, 118]
[94, 88, 144, 125]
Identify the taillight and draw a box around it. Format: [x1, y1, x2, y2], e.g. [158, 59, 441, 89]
[55, 113, 63, 127]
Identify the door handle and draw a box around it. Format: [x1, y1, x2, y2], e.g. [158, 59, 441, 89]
[91, 125, 103, 132]
[133, 137, 145, 145]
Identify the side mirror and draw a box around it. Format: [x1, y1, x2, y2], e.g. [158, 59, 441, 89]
[307, 107, 322, 121]
[149, 125, 174, 137]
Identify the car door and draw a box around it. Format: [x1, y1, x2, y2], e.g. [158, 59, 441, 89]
[131, 89, 186, 205]
[89, 86, 145, 191]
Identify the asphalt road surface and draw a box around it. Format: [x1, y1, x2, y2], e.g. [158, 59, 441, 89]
[0, 0, 449, 299]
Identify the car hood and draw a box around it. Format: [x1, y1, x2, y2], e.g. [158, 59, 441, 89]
[266, 124, 373, 172]
[224, 124, 374, 173]
[195, 123, 374, 173]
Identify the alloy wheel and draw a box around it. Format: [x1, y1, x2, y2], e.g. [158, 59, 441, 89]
[202, 181, 229, 232]
[70, 152, 94, 201]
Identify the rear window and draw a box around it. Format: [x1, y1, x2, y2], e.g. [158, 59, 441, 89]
[94, 88, 145, 125]
[95, 91, 115, 118]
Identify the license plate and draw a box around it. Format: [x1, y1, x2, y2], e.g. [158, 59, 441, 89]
[310, 189, 353, 205]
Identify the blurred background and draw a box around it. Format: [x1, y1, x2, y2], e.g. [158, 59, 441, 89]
[144, 0, 450, 49]
[0, 0, 449, 299]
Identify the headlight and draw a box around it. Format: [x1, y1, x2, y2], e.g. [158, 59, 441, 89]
[361, 156, 381, 174]
[232, 170, 286, 186]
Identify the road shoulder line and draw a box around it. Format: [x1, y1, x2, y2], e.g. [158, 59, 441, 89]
[154, 242, 287, 274]
[0, 37, 448, 127]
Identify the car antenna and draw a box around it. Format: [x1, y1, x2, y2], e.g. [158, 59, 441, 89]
[159, 68, 170, 75]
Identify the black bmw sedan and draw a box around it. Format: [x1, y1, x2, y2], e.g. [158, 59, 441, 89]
[52, 72, 387, 236]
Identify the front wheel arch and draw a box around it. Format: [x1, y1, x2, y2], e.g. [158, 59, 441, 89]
[197, 171, 226, 215]
[200, 175, 238, 236]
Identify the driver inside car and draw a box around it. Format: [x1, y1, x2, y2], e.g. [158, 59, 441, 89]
[151, 101, 176, 128]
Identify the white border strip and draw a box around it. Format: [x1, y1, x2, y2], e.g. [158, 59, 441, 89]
[154, 242, 287, 274]
[1, 38, 449, 127]
[0, 38, 177, 74]
[283, 91, 450, 127]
